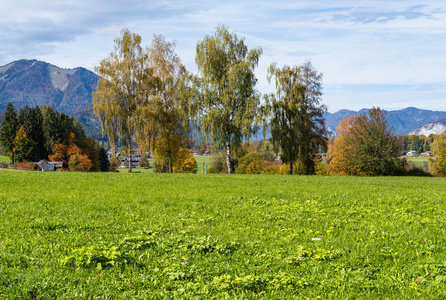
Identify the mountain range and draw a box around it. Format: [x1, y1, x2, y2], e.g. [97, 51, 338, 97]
[1, 59, 446, 140]
[325, 107, 446, 136]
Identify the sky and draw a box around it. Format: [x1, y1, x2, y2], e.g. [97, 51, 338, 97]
[1, 0, 445, 112]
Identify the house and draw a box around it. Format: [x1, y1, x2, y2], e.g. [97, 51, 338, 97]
[34, 160, 63, 171]
[420, 151, 433, 157]
[406, 150, 417, 157]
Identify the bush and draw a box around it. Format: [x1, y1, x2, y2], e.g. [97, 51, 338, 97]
[208, 151, 227, 174]
[153, 157, 170, 173]
[173, 148, 197, 173]
[68, 154, 93, 172]
[260, 161, 282, 174]
[138, 155, 150, 169]
[15, 162, 38, 171]
[236, 152, 263, 174]
[109, 156, 121, 172]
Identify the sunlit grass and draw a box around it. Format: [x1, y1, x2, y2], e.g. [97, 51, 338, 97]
[0, 172, 445, 298]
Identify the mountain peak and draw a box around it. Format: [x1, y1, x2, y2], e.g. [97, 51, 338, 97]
[0, 59, 97, 115]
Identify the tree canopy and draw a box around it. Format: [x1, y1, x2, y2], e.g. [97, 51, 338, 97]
[266, 61, 327, 175]
[194, 26, 263, 174]
[428, 133, 446, 176]
[93, 29, 153, 172]
[326, 107, 403, 176]
[0, 102, 18, 162]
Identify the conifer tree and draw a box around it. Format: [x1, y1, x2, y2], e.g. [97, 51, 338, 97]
[13, 125, 36, 163]
[0, 102, 18, 162]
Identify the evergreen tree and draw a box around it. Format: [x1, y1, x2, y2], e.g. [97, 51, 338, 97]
[13, 126, 36, 163]
[97, 144, 110, 172]
[0, 102, 19, 162]
[18, 106, 45, 161]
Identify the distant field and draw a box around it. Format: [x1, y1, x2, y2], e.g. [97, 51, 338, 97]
[0, 155, 9, 162]
[0, 172, 445, 298]
[406, 156, 429, 166]
[117, 155, 211, 174]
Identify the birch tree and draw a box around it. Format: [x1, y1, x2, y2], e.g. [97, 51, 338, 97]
[135, 35, 192, 173]
[266, 61, 327, 175]
[93, 29, 153, 172]
[195, 26, 263, 174]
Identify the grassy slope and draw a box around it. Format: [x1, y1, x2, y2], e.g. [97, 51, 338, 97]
[0, 155, 9, 162]
[0, 172, 445, 298]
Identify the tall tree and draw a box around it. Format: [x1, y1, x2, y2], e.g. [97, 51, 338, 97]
[12, 125, 36, 163]
[0, 102, 18, 162]
[135, 34, 191, 173]
[326, 107, 403, 176]
[266, 61, 327, 175]
[18, 106, 45, 161]
[428, 133, 446, 176]
[194, 26, 263, 174]
[93, 29, 153, 172]
[326, 116, 357, 175]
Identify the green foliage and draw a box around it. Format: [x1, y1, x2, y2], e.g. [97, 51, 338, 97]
[266, 61, 327, 175]
[194, 26, 263, 173]
[347, 108, 403, 176]
[93, 29, 152, 172]
[12, 125, 36, 163]
[429, 133, 446, 176]
[135, 35, 192, 174]
[97, 144, 110, 172]
[208, 150, 238, 174]
[109, 155, 121, 172]
[0, 102, 18, 160]
[62, 243, 124, 269]
[138, 155, 150, 169]
[236, 152, 264, 174]
[173, 148, 197, 173]
[18, 105, 45, 161]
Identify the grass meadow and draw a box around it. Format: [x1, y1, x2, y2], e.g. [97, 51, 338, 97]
[118, 156, 211, 174]
[0, 171, 445, 299]
[407, 157, 429, 166]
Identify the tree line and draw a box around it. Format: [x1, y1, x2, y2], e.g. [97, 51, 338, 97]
[93, 26, 446, 176]
[0, 103, 109, 171]
[93, 26, 327, 174]
[2, 25, 445, 176]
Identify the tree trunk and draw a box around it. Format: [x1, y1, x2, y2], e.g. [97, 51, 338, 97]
[290, 161, 293, 175]
[226, 143, 232, 174]
[168, 153, 173, 173]
[128, 139, 132, 173]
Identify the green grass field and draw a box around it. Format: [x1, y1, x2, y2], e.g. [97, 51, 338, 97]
[407, 156, 429, 166]
[118, 155, 211, 174]
[0, 155, 9, 162]
[0, 172, 445, 298]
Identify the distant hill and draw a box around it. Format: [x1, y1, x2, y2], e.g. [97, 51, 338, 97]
[325, 107, 446, 136]
[0, 59, 97, 115]
[0, 59, 100, 137]
[408, 120, 446, 136]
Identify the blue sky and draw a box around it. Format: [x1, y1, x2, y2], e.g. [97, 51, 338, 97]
[1, 0, 445, 112]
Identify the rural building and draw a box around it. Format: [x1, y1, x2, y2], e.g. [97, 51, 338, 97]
[420, 151, 433, 157]
[34, 160, 63, 171]
[406, 150, 417, 157]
